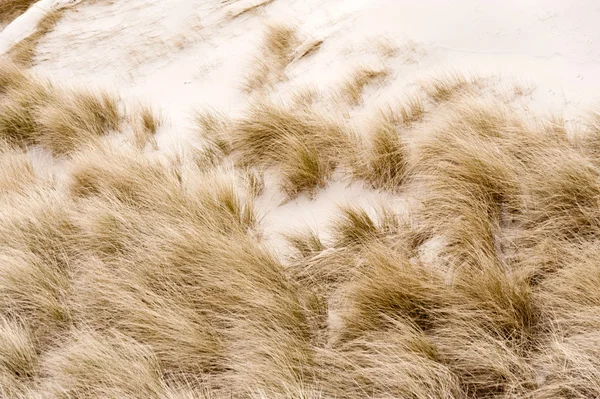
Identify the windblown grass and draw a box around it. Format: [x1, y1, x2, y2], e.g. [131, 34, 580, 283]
[419, 71, 482, 103]
[243, 23, 299, 93]
[230, 99, 349, 197]
[0, 63, 123, 155]
[0, 0, 37, 26]
[0, 142, 39, 196]
[0, 317, 38, 398]
[3, 62, 600, 399]
[8, 8, 65, 67]
[339, 65, 390, 106]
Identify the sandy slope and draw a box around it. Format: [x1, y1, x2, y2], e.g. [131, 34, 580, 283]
[2, 0, 600, 253]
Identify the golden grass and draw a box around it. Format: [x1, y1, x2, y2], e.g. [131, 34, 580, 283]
[0, 63, 123, 155]
[0, 61, 27, 94]
[243, 23, 299, 93]
[0, 142, 39, 196]
[419, 71, 482, 103]
[8, 8, 65, 67]
[339, 65, 390, 106]
[129, 104, 161, 150]
[135, 103, 161, 135]
[0, 0, 37, 26]
[36, 89, 121, 155]
[3, 64, 600, 398]
[194, 108, 232, 155]
[229, 99, 349, 197]
[0, 317, 38, 398]
[365, 113, 407, 189]
[40, 329, 167, 398]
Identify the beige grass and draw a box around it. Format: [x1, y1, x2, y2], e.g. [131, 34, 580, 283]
[0, 0, 37, 26]
[419, 71, 482, 103]
[0, 63, 124, 155]
[0, 142, 39, 196]
[229, 99, 349, 197]
[243, 23, 299, 93]
[0, 317, 38, 398]
[8, 7, 65, 67]
[339, 65, 390, 106]
[4, 63, 600, 399]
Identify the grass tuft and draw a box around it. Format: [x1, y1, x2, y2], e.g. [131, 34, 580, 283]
[0, 0, 38, 26]
[231, 100, 348, 196]
[8, 8, 65, 67]
[419, 71, 481, 103]
[243, 24, 299, 93]
[339, 66, 390, 106]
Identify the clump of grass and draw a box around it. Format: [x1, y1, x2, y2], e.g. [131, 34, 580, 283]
[419, 71, 481, 103]
[243, 23, 299, 93]
[284, 228, 325, 259]
[36, 88, 121, 155]
[339, 65, 390, 106]
[290, 85, 321, 109]
[67, 143, 181, 205]
[40, 329, 166, 398]
[345, 96, 424, 190]
[332, 205, 399, 248]
[0, 142, 39, 196]
[396, 95, 426, 125]
[0, 70, 123, 155]
[325, 334, 462, 399]
[374, 36, 400, 58]
[432, 318, 535, 397]
[512, 81, 534, 97]
[520, 148, 600, 240]
[0, 0, 38, 26]
[578, 108, 600, 161]
[280, 138, 333, 198]
[535, 244, 600, 333]
[8, 8, 65, 67]
[0, 61, 27, 94]
[194, 108, 232, 154]
[0, 194, 76, 347]
[129, 104, 160, 150]
[136, 103, 161, 135]
[341, 245, 447, 336]
[409, 101, 522, 270]
[0, 317, 38, 397]
[64, 143, 314, 393]
[0, 79, 54, 147]
[231, 100, 349, 196]
[363, 113, 407, 190]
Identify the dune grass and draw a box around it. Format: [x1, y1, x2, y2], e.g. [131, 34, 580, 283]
[339, 65, 390, 106]
[7, 7, 65, 67]
[229, 99, 349, 197]
[0, 0, 37, 26]
[3, 58, 600, 399]
[243, 23, 299, 93]
[0, 62, 123, 155]
[419, 71, 482, 103]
